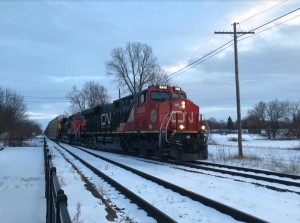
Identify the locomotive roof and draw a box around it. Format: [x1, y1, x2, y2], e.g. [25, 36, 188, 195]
[112, 85, 184, 103]
[81, 105, 102, 115]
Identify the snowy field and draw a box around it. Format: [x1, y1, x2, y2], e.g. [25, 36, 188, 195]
[208, 133, 300, 175]
[0, 134, 300, 223]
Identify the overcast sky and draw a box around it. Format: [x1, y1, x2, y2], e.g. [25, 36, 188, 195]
[0, 0, 299, 129]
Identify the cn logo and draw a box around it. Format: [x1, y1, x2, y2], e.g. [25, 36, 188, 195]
[171, 112, 194, 123]
[171, 112, 185, 124]
[101, 113, 111, 126]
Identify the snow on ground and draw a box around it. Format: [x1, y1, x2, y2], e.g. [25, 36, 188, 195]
[48, 140, 154, 223]
[76, 146, 300, 223]
[0, 136, 45, 223]
[54, 142, 240, 223]
[208, 134, 300, 175]
[0, 134, 300, 223]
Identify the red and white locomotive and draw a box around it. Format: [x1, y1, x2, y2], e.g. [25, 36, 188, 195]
[45, 85, 208, 161]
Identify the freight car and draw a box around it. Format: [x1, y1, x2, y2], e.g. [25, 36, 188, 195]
[46, 85, 208, 161]
[44, 115, 68, 140]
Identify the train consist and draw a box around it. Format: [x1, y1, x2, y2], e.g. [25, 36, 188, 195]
[45, 85, 208, 161]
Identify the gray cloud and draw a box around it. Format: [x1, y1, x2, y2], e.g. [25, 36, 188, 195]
[0, 1, 299, 127]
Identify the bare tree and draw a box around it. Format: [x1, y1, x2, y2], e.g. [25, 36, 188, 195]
[66, 81, 109, 112]
[288, 101, 300, 139]
[0, 88, 27, 135]
[82, 81, 108, 107]
[66, 85, 85, 112]
[265, 100, 290, 139]
[247, 100, 290, 138]
[106, 42, 170, 94]
[9, 120, 42, 146]
[247, 101, 267, 133]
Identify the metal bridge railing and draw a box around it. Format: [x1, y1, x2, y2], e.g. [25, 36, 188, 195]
[44, 138, 71, 223]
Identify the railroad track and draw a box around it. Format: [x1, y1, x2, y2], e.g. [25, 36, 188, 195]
[170, 160, 300, 188]
[55, 141, 268, 223]
[192, 160, 300, 180]
[53, 143, 176, 223]
[74, 141, 300, 188]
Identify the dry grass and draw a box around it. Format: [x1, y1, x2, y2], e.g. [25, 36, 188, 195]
[208, 144, 300, 175]
[72, 203, 84, 223]
[227, 137, 248, 142]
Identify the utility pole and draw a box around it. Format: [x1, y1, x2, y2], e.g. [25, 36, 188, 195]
[215, 22, 254, 158]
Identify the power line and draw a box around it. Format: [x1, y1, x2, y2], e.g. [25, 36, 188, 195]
[22, 91, 121, 104]
[167, 39, 233, 78]
[240, 0, 289, 24]
[239, 13, 300, 42]
[170, 43, 234, 80]
[167, 7, 300, 79]
[249, 7, 300, 32]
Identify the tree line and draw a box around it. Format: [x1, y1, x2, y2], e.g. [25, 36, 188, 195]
[206, 99, 300, 139]
[0, 87, 42, 146]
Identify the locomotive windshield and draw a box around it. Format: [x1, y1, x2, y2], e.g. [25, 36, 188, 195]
[151, 91, 186, 102]
[151, 91, 171, 102]
[75, 115, 85, 120]
[172, 93, 186, 99]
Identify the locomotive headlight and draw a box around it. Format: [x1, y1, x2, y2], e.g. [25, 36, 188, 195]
[179, 124, 185, 130]
[158, 85, 168, 90]
[201, 125, 206, 130]
[181, 101, 186, 109]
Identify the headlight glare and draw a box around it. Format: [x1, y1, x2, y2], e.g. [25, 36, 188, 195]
[181, 101, 186, 109]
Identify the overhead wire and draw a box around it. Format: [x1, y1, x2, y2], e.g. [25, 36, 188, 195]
[169, 1, 292, 80]
[167, 39, 233, 78]
[239, 0, 289, 24]
[23, 4, 300, 101]
[23, 91, 121, 103]
[170, 43, 234, 79]
[239, 13, 300, 42]
[168, 6, 300, 80]
[249, 7, 300, 32]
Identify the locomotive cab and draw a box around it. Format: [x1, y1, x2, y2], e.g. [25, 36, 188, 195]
[151, 86, 207, 160]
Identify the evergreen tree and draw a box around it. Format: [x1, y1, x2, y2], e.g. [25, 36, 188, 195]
[226, 116, 234, 130]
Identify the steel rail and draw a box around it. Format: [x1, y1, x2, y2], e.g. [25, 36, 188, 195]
[74, 143, 300, 187]
[69, 144, 267, 223]
[57, 144, 177, 223]
[191, 161, 300, 180]
[167, 161, 300, 187]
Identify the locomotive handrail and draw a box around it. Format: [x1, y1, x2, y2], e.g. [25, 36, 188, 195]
[159, 112, 170, 147]
[165, 111, 186, 143]
[159, 111, 185, 147]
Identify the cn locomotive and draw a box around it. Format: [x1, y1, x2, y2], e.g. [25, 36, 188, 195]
[45, 85, 208, 161]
